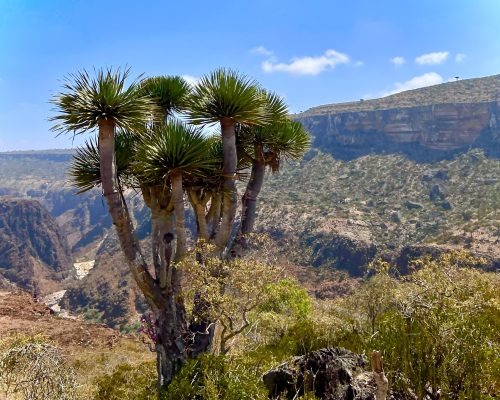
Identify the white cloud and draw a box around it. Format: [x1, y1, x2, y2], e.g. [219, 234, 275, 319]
[383, 72, 444, 96]
[353, 60, 364, 67]
[390, 56, 406, 66]
[455, 53, 466, 62]
[250, 46, 274, 56]
[415, 51, 449, 65]
[262, 49, 350, 76]
[182, 75, 199, 86]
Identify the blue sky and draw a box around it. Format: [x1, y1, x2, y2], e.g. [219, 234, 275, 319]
[1, 0, 500, 151]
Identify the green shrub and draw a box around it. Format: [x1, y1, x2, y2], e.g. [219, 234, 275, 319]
[92, 362, 156, 400]
[258, 278, 312, 319]
[164, 354, 268, 400]
[367, 253, 500, 398]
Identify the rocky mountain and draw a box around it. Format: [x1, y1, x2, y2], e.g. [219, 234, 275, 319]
[0, 198, 74, 295]
[296, 75, 500, 161]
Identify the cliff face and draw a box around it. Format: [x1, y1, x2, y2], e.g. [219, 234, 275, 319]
[297, 101, 500, 161]
[0, 198, 74, 294]
[296, 74, 500, 162]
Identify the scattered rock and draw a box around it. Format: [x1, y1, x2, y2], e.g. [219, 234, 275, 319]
[390, 212, 402, 223]
[433, 170, 449, 180]
[429, 184, 445, 201]
[404, 201, 424, 210]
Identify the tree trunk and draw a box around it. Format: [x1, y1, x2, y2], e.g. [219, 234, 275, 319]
[155, 259, 187, 389]
[239, 146, 266, 236]
[157, 211, 174, 289]
[188, 190, 210, 241]
[214, 118, 238, 253]
[187, 293, 215, 358]
[98, 121, 189, 392]
[97, 119, 162, 309]
[171, 172, 187, 261]
[206, 192, 221, 238]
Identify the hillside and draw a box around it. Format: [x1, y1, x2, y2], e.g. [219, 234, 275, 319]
[0, 199, 74, 295]
[0, 290, 153, 400]
[257, 150, 499, 274]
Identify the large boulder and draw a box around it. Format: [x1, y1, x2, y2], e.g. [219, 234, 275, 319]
[263, 348, 378, 400]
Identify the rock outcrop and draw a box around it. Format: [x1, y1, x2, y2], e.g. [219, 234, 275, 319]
[263, 348, 379, 400]
[0, 198, 73, 294]
[296, 75, 500, 162]
[305, 232, 377, 277]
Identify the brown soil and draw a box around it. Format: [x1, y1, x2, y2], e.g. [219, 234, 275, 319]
[0, 290, 125, 349]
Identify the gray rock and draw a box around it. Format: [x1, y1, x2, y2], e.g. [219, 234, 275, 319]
[404, 201, 424, 210]
[429, 184, 445, 201]
[441, 201, 453, 210]
[390, 212, 402, 223]
[263, 348, 377, 400]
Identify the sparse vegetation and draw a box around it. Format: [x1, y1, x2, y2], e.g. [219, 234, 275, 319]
[258, 149, 500, 272]
[62, 252, 499, 399]
[0, 335, 78, 400]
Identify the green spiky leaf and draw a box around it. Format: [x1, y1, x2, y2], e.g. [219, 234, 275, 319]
[134, 121, 218, 185]
[139, 76, 191, 119]
[186, 68, 268, 126]
[50, 67, 157, 135]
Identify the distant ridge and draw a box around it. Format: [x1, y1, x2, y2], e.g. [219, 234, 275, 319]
[299, 74, 500, 116]
[0, 149, 74, 155]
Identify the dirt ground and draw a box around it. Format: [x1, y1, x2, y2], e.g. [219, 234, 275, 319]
[0, 290, 127, 349]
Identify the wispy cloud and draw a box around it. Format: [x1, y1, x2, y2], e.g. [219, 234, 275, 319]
[353, 60, 364, 67]
[182, 75, 199, 86]
[455, 53, 466, 62]
[250, 46, 274, 56]
[390, 56, 406, 66]
[383, 72, 444, 96]
[262, 49, 350, 76]
[415, 51, 449, 65]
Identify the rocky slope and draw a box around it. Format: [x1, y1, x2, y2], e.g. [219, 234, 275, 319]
[257, 150, 499, 275]
[60, 232, 148, 329]
[0, 198, 74, 294]
[296, 75, 500, 161]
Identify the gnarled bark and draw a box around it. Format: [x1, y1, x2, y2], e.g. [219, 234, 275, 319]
[206, 192, 221, 238]
[187, 189, 210, 241]
[155, 250, 187, 388]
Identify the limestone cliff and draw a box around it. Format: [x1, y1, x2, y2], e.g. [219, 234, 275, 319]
[296, 74, 500, 161]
